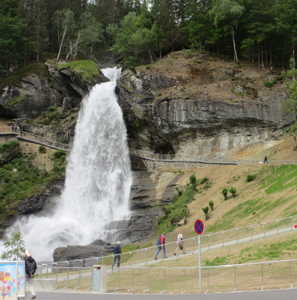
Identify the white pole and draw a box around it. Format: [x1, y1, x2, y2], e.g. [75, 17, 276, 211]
[199, 235, 202, 293]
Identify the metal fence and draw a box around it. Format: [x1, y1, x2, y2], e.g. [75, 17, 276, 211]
[0, 126, 13, 133]
[39, 259, 297, 294]
[0, 127, 71, 151]
[19, 131, 71, 151]
[107, 259, 297, 294]
[37, 214, 297, 284]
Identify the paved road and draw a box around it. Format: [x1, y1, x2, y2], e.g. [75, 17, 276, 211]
[26, 289, 297, 300]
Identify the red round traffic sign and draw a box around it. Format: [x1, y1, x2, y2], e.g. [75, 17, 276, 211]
[194, 219, 204, 235]
[294, 225, 297, 229]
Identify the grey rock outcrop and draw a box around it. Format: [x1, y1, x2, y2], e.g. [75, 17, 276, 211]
[0, 75, 62, 119]
[48, 65, 109, 99]
[117, 69, 294, 159]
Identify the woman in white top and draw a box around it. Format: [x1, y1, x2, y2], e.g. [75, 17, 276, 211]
[174, 231, 186, 256]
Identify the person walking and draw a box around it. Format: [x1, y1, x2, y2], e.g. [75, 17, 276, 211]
[112, 241, 122, 270]
[24, 250, 37, 299]
[154, 233, 167, 260]
[174, 231, 186, 256]
[264, 155, 268, 164]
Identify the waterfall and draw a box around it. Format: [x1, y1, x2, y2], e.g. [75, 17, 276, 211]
[12, 67, 132, 261]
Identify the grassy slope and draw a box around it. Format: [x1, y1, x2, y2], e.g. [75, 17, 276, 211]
[125, 136, 297, 265]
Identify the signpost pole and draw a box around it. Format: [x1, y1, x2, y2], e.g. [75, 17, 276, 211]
[198, 235, 202, 294]
[194, 219, 204, 294]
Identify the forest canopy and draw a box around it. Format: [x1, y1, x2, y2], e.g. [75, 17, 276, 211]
[1, 0, 297, 71]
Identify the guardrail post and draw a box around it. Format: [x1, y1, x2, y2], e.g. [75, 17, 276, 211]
[130, 252, 132, 267]
[290, 261, 293, 288]
[291, 217, 293, 231]
[55, 263, 58, 286]
[39, 264, 43, 279]
[67, 262, 69, 287]
[79, 262, 81, 288]
[261, 263, 264, 290]
[145, 249, 148, 265]
[161, 269, 166, 294]
[143, 269, 150, 293]
[233, 266, 236, 292]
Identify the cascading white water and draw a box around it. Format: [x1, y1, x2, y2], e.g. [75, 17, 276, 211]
[11, 67, 132, 261]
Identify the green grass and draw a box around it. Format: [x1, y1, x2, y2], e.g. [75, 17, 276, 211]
[203, 239, 297, 266]
[5, 95, 28, 107]
[261, 164, 297, 194]
[206, 165, 297, 233]
[58, 60, 99, 83]
[157, 176, 212, 234]
[41, 105, 60, 125]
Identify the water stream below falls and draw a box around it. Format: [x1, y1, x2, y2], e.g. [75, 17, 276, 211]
[13, 67, 133, 261]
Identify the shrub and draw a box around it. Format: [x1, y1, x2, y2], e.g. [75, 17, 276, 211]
[202, 206, 210, 220]
[0, 141, 19, 153]
[189, 174, 198, 189]
[200, 177, 209, 184]
[39, 146, 46, 153]
[175, 187, 182, 196]
[264, 81, 274, 88]
[229, 187, 237, 197]
[209, 200, 214, 211]
[222, 188, 228, 200]
[247, 174, 256, 182]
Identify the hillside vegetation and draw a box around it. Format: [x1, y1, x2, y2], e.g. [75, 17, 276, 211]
[0, 141, 67, 221]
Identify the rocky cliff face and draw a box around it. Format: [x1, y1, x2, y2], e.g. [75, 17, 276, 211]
[0, 75, 62, 119]
[117, 51, 294, 159]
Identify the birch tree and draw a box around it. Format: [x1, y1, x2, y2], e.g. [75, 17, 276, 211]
[53, 9, 75, 62]
[210, 0, 245, 63]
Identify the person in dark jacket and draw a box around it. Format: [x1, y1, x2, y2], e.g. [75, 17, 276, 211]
[112, 241, 122, 270]
[24, 250, 37, 299]
[264, 155, 268, 164]
[154, 233, 167, 260]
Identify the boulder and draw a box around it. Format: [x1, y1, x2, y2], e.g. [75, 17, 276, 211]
[53, 240, 113, 267]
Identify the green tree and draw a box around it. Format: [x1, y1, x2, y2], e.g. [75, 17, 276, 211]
[275, 0, 297, 70]
[210, 0, 245, 62]
[0, 14, 28, 73]
[222, 187, 228, 200]
[209, 200, 214, 211]
[229, 187, 236, 197]
[18, 0, 48, 62]
[1, 226, 26, 261]
[53, 9, 75, 62]
[189, 174, 198, 189]
[202, 206, 210, 220]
